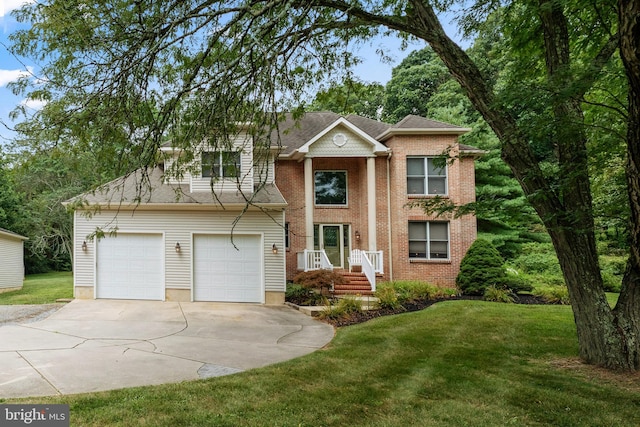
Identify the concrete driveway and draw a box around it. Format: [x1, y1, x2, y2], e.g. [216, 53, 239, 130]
[0, 300, 334, 398]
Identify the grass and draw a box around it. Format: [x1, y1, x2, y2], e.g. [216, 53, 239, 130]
[0, 271, 73, 304]
[4, 300, 639, 426]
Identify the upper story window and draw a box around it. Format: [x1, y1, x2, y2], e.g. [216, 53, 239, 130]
[315, 171, 347, 205]
[407, 157, 447, 195]
[408, 221, 449, 259]
[202, 151, 241, 178]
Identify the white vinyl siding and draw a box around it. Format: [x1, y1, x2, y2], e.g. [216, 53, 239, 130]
[73, 209, 285, 297]
[307, 127, 376, 157]
[0, 235, 25, 289]
[191, 134, 254, 194]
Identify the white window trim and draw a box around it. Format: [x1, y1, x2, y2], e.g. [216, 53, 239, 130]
[406, 156, 448, 196]
[408, 221, 450, 260]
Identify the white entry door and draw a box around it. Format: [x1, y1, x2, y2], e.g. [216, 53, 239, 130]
[193, 234, 263, 303]
[96, 233, 164, 300]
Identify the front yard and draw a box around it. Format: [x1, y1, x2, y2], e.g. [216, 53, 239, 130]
[4, 299, 639, 426]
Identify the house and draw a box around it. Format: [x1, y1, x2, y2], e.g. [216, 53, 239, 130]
[0, 228, 28, 293]
[67, 112, 481, 304]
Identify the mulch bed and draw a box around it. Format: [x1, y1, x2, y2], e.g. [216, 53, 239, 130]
[304, 294, 552, 328]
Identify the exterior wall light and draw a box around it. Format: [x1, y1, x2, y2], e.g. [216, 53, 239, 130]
[82, 241, 88, 251]
[272, 243, 278, 254]
[355, 231, 361, 241]
[175, 242, 181, 253]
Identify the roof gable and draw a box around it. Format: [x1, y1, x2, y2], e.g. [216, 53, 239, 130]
[296, 117, 389, 157]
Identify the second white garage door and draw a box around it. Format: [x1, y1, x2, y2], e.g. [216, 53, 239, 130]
[96, 233, 164, 300]
[193, 234, 263, 303]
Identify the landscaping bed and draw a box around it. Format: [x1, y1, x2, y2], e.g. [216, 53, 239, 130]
[288, 292, 553, 327]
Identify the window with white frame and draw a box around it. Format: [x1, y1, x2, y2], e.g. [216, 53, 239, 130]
[408, 221, 449, 259]
[314, 171, 347, 205]
[406, 157, 447, 195]
[202, 151, 241, 178]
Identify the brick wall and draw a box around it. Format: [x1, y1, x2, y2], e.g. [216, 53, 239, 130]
[276, 134, 478, 287]
[385, 134, 477, 287]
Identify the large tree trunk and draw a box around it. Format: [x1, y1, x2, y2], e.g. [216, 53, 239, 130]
[337, 0, 640, 369]
[387, 0, 639, 369]
[614, 0, 640, 369]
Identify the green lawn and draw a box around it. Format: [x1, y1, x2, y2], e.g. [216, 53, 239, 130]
[5, 300, 638, 426]
[0, 271, 73, 304]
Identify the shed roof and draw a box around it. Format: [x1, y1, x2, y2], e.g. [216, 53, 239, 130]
[0, 228, 28, 241]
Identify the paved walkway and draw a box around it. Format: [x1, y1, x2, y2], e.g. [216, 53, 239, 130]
[0, 300, 334, 398]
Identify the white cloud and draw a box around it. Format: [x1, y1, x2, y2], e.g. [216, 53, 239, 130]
[0, 0, 35, 18]
[20, 97, 46, 110]
[0, 66, 33, 86]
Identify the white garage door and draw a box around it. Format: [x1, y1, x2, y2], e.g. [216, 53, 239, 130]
[193, 234, 262, 303]
[96, 233, 164, 300]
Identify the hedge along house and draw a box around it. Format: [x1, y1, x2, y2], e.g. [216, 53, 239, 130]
[66, 112, 482, 303]
[0, 228, 28, 293]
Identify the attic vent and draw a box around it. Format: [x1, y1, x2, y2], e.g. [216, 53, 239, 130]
[333, 133, 347, 147]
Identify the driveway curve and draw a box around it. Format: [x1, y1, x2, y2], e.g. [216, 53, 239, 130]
[0, 300, 334, 398]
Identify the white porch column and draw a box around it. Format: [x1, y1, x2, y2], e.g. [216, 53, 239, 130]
[367, 156, 377, 250]
[304, 157, 314, 249]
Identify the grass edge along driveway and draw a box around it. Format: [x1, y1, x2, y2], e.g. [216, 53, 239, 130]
[4, 300, 639, 426]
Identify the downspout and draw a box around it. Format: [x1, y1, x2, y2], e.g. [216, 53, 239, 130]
[386, 152, 394, 281]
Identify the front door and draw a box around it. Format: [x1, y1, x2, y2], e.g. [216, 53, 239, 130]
[316, 224, 350, 269]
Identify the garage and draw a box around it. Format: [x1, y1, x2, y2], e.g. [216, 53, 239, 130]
[193, 234, 263, 303]
[96, 233, 164, 300]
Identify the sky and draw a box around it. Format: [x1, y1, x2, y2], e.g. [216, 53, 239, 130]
[0, 1, 469, 147]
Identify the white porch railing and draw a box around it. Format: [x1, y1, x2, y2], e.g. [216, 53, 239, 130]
[297, 249, 334, 272]
[364, 250, 384, 275]
[349, 250, 383, 274]
[348, 249, 384, 293]
[361, 253, 377, 293]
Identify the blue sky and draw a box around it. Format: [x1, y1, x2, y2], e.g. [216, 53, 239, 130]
[0, 2, 468, 146]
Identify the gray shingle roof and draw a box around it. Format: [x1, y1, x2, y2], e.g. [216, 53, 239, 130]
[67, 166, 286, 209]
[274, 112, 472, 155]
[394, 114, 469, 130]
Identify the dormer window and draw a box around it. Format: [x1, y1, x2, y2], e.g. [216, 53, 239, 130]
[202, 151, 241, 178]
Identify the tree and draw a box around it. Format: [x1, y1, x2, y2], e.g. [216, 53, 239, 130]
[389, 45, 541, 257]
[309, 78, 384, 119]
[7, 0, 639, 370]
[383, 47, 450, 122]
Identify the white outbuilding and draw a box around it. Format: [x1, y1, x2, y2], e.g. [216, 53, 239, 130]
[0, 228, 28, 292]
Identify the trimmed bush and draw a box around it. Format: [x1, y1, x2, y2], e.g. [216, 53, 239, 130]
[285, 283, 325, 306]
[293, 269, 347, 294]
[456, 239, 508, 296]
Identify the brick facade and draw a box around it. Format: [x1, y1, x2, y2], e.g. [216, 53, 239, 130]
[276, 121, 478, 288]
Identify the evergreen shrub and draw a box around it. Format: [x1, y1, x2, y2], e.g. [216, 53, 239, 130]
[456, 238, 508, 295]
